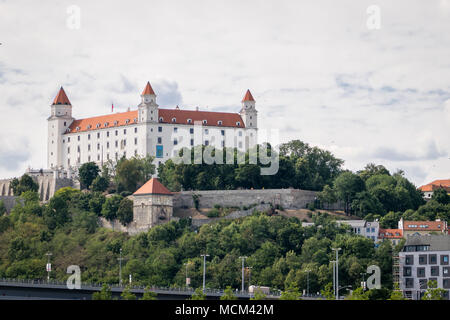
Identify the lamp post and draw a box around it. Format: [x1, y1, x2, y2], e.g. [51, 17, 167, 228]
[360, 272, 366, 291]
[305, 269, 311, 296]
[332, 248, 341, 300]
[331, 260, 336, 297]
[247, 267, 253, 290]
[45, 252, 52, 282]
[184, 262, 191, 288]
[239, 256, 247, 293]
[118, 248, 124, 286]
[200, 254, 209, 293]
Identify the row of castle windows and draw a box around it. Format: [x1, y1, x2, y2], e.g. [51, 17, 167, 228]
[67, 138, 138, 154]
[157, 117, 241, 127]
[71, 118, 138, 132]
[68, 150, 138, 165]
[63, 127, 138, 143]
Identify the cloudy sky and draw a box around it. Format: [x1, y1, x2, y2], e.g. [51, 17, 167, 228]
[0, 0, 449, 186]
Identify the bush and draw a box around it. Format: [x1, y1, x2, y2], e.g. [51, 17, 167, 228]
[91, 176, 109, 192]
[192, 194, 200, 210]
[206, 208, 220, 218]
[213, 204, 222, 210]
[101, 195, 124, 221]
[117, 198, 134, 225]
[307, 203, 315, 211]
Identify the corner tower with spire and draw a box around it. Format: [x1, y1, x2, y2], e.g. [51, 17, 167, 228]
[138, 81, 158, 123]
[240, 89, 258, 129]
[47, 87, 74, 169]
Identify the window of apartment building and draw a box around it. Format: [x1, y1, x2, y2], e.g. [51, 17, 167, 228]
[405, 278, 414, 288]
[403, 267, 412, 276]
[419, 279, 428, 290]
[417, 267, 426, 278]
[190, 128, 194, 134]
[429, 254, 437, 265]
[205, 140, 209, 146]
[419, 255, 427, 265]
[366, 228, 370, 233]
[371, 228, 375, 233]
[441, 255, 449, 265]
[134, 127, 137, 133]
[134, 137, 137, 145]
[174, 139, 178, 145]
[430, 266, 439, 276]
[444, 279, 450, 289]
[157, 137, 162, 144]
[443, 267, 450, 277]
[158, 126, 162, 132]
[405, 255, 414, 265]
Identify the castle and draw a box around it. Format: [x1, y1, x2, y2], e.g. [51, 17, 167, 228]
[47, 82, 258, 170]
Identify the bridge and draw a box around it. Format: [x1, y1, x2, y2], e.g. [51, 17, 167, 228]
[0, 278, 283, 300]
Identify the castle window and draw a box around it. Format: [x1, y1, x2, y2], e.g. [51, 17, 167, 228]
[238, 131, 242, 136]
[190, 139, 194, 146]
[63, 139, 65, 143]
[96, 123, 101, 128]
[107, 153, 109, 160]
[204, 129, 209, 135]
[107, 142, 110, 149]
[124, 129, 126, 135]
[125, 119, 130, 124]
[68, 159, 70, 165]
[239, 141, 242, 148]
[88, 144, 91, 151]
[250, 123, 252, 126]
[115, 141, 118, 148]
[159, 117, 164, 122]
[250, 116, 252, 119]
[202, 120, 207, 125]
[221, 130, 225, 136]
[114, 120, 118, 126]
[134, 149, 138, 156]
[172, 118, 176, 123]
[77, 146, 80, 152]
[157, 137, 162, 144]
[158, 126, 162, 132]
[190, 128, 194, 134]
[88, 155, 91, 162]
[218, 120, 222, 126]
[134, 127, 137, 133]
[87, 125, 92, 130]
[187, 119, 192, 124]
[97, 154, 100, 161]
[134, 138, 137, 145]
[133, 118, 137, 123]
[77, 136, 80, 141]
[97, 132, 100, 139]
[236, 121, 241, 126]
[115, 130, 118, 136]
[205, 140, 209, 146]
[174, 127, 178, 133]
[222, 141, 225, 147]
[76, 127, 80, 131]
[104, 122, 109, 127]
[174, 139, 178, 145]
[107, 131, 109, 137]
[88, 134, 91, 140]
[68, 137, 70, 142]
[64, 121, 66, 126]
[97, 143, 100, 150]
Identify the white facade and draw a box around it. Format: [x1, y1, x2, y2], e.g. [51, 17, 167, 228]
[47, 83, 258, 171]
[336, 220, 380, 241]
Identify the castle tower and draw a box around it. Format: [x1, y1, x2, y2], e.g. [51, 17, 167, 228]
[240, 89, 258, 129]
[47, 87, 74, 169]
[138, 81, 158, 123]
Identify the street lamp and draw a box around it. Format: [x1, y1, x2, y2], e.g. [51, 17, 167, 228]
[331, 260, 336, 297]
[45, 252, 52, 282]
[200, 254, 209, 293]
[247, 267, 253, 290]
[332, 248, 341, 300]
[239, 256, 247, 293]
[118, 248, 124, 286]
[305, 269, 311, 296]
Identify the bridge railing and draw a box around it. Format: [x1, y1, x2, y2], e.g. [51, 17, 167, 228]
[0, 278, 281, 296]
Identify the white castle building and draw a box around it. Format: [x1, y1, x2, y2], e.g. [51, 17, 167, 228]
[47, 82, 258, 170]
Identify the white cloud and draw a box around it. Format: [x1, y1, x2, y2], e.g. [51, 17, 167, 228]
[0, 0, 449, 186]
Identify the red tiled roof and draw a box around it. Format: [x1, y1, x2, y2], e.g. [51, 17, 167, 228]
[133, 178, 172, 196]
[402, 220, 446, 232]
[418, 179, 450, 192]
[66, 107, 245, 134]
[242, 89, 255, 102]
[379, 228, 403, 239]
[142, 82, 155, 95]
[53, 87, 71, 105]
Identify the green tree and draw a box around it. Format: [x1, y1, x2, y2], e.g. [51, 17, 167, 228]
[120, 286, 136, 300]
[432, 187, 449, 205]
[140, 287, 158, 300]
[388, 284, 406, 300]
[117, 198, 133, 225]
[92, 284, 113, 300]
[346, 287, 368, 300]
[78, 162, 100, 190]
[190, 288, 207, 300]
[357, 163, 390, 181]
[280, 284, 301, 300]
[320, 282, 335, 300]
[10, 174, 39, 196]
[220, 286, 237, 300]
[101, 195, 124, 221]
[421, 280, 447, 300]
[91, 176, 109, 192]
[333, 172, 365, 215]
[250, 288, 267, 300]
[0, 200, 6, 216]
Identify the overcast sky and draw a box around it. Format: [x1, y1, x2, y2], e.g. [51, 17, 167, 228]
[0, 0, 449, 186]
